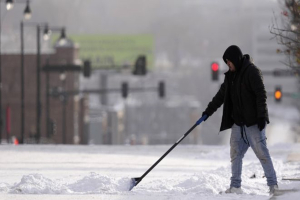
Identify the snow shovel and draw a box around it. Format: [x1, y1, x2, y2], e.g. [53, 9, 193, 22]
[129, 115, 207, 191]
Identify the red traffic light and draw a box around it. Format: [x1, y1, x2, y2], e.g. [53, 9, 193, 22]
[211, 62, 219, 72]
[211, 62, 219, 81]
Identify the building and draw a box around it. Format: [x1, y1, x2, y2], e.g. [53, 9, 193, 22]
[1, 40, 88, 144]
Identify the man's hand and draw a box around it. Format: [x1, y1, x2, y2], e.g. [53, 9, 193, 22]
[257, 117, 266, 131]
[202, 112, 209, 121]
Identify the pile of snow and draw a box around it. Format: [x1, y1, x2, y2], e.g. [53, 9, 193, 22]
[8, 173, 131, 194]
[1, 158, 285, 196]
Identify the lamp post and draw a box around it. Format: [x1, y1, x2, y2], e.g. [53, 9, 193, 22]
[42, 26, 66, 142]
[0, 0, 31, 143]
[45, 59, 50, 139]
[20, 21, 47, 143]
[21, 22, 66, 143]
[60, 72, 67, 144]
[36, 24, 41, 143]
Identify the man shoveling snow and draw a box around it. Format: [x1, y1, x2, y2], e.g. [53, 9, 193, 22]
[202, 45, 278, 195]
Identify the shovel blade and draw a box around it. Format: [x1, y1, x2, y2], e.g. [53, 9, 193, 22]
[129, 177, 140, 191]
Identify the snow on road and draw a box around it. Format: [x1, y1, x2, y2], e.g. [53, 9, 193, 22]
[0, 144, 300, 200]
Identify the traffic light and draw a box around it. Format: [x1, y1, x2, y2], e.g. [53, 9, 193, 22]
[83, 60, 91, 77]
[274, 86, 282, 102]
[211, 62, 219, 81]
[133, 55, 147, 75]
[121, 82, 128, 98]
[158, 81, 165, 98]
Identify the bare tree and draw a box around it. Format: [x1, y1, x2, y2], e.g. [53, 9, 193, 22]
[270, 0, 300, 71]
[271, 1, 300, 135]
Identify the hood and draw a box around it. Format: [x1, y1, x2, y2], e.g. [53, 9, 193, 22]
[224, 54, 253, 75]
[222, 45, 243, 71]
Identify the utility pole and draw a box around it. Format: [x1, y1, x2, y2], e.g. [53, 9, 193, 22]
[46, 66, 50, 139]
[36, 25, 41, 143]
[61, 75, 67, 144]
[0, 2, 3, 143]
[20, 21, 25, 143]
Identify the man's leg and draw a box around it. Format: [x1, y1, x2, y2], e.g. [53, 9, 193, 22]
[244, 124, 277, 186]
[230, 124, 249, 188]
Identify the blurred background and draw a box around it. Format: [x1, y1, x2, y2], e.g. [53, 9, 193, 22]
[0, 0, 299, 146]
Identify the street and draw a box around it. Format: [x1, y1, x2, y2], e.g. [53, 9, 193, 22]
[0, 144, 299, 199]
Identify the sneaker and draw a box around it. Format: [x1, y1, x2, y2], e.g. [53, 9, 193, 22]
[269, 185, 278, 195]
[225, 186, 243, 194]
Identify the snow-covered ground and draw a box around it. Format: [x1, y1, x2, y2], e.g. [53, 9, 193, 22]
[0, 143, 300, 200]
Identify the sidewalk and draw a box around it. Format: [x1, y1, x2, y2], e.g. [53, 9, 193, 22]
[287, 143, 300, 162]
[272, 146, 300, 199]
[287, 152, 300, 162]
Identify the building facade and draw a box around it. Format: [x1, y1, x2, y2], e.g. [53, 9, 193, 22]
[1, 41, 88, 144]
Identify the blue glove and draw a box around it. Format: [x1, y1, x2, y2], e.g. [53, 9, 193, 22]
[202, 112, 209, 121]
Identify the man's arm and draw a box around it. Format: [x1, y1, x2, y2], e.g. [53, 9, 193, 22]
[204, 82, 226, 116]
[248, 66, 268, 119]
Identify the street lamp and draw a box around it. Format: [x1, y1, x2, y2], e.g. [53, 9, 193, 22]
[5, 0, 13, 10]
[0, 0, 31, 143]
[23, 0, 31, 20]
[20, 22, 64, 143]
[43, 25, 51, 41]
[58, 28, 66, 45]
[5, 0, 31, 19]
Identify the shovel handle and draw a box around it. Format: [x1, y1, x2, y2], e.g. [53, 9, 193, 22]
[130, 115, 207, 190]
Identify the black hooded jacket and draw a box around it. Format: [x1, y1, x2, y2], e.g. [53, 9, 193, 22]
[204, 51, 269, 132]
